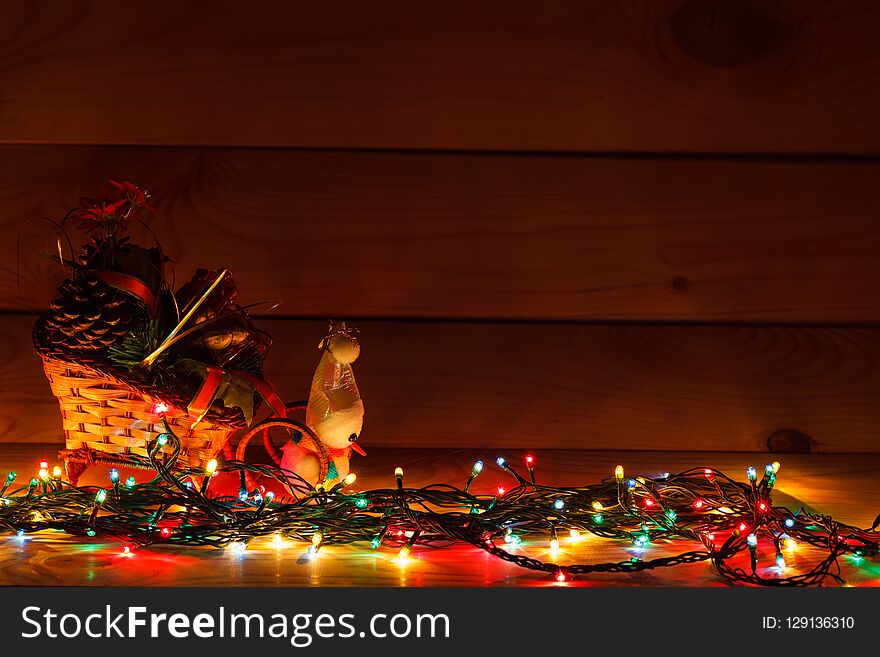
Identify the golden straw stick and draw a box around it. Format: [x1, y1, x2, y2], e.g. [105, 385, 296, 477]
[140, 268, 228, 368]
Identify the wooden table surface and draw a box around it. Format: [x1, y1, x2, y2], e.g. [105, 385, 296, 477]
[1, 445, 878, 587]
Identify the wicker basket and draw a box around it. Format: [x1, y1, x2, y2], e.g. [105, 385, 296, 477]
[37, 349, 245, 484]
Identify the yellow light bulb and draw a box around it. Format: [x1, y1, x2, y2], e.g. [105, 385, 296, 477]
[398, 545, 411, 561]
[312, 531, 323, 547]
[569, 529, 581, 542]
[614, 465, 624, 481]
[785, 538, 797, 551]
[394, 467, 404, 478]
[38, 468, 49, 481]
[771, 461, 781, 473]
[205, 459, 218, 476]
[272, 533, 285, 549]
[550, 538, 560, 552]
[52, 466, 62, 478]
[591, 501, 604, 511]
[343, 472, 357, 486]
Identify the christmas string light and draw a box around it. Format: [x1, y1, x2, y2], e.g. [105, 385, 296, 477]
[0, 433, 877, 587]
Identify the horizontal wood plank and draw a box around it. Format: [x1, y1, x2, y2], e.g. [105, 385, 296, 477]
[1, 445, 877, 586]
[5, 145, 880, 323]
[2, 1, 880, 153]
[3, 315, 880, 452]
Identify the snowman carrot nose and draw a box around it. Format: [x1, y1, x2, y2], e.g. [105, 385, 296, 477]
[350, 442, 366, 456]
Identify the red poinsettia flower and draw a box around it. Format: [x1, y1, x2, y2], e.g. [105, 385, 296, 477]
[71, 181, 154, 233]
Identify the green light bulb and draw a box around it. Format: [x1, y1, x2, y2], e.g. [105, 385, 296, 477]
[371, 537, 381, 549]
[95, 489, 107, 504]
[157, 434, 169, 446]
[125, 476, 136, 488]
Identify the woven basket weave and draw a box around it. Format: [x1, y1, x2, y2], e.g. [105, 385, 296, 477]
[38, 351, 243, 484]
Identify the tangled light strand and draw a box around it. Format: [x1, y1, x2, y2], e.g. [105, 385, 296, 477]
[1, 431, 877, 586]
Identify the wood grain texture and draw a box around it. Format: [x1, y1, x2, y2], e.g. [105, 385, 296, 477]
[5, 145, 880, 323]
[0, 445, 877, 586]
[2, 1, 880, 154]
[3, 315, 880, 452]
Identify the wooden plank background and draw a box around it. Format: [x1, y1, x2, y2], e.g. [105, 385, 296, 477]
[0, 1, 878, 453]
[4, 314, 880, 451]
[5, 145, 880, 323]
[1, 1, 880, 154]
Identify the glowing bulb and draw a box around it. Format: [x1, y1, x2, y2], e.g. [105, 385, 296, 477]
[204, 459, 218, 476]
[6, 472, 16, 482]
[553, 499, 565, 510]
[156, 434, 169, 447]
[593, 514, 604, 524]
[758, 502, 767, 511]
[160, 527, 172, 538]
[52, 466, 62, 478]
[109, 468, 119, 483]
[272, 533, 285, 549]
[355, 497, 369, 509]
[95, 489, 107, 504]
[264, 491, 275, 502]
[771, 461, 781, 473]
[550, 538, 560, 552]
[496, 457, 506, 467]
[614, 465, 624, 481]
[569, 529, 581, 541]
[394, 467, 404, 478]
[398, 545, 411, 561]
[253, 492, 263, 505]
[122, 545, 132, 555]
[785, 538, 797, 551]
[555, 571, 566, 583]
[472, 460, 484, 474]
[747, 534, 757, 548]
[644, 498, 655, 508]
[627, 478, 637, 489]
[666, 510, 677, 521]
[746, 466, 757, 482]
[343, 472, 357, 486]
[634, 536, 647, 549]
[371, 537, 381, 549]
[776, 554, 786, 569]
[765, 464, 774, 476]
[496, 486, 506, 496]
[125, 476, 136, 488]
[152, 401, 169, 415]
[38, 468, 49, 481]
[16, 529, 25, 538]
[738, 522, 748, 532]
[525, 455, 534, 465]
[591, 501, 603, 511]
[312, 531, 323, 547]
[229, 542, 247, 554]
[784, 518, 795, 528]
[693, 499, 704, 509]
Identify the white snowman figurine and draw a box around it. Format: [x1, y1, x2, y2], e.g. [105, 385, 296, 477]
[280, 323, 365, 486]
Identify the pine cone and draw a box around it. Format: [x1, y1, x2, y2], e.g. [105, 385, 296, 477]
[38, 275, 144, 355]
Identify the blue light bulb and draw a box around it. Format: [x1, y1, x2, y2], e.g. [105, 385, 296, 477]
[553, 499, 565, 510]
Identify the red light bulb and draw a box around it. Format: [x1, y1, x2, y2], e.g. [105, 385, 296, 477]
[738, 522, 747, 532]
[160, 528, 171, 537]
[151, 401, 169, 416]
[497, 486, 506, 496]
[555, 571, 566, 582]
[39, 460, 49, 470]
[645, 498, 655, 507]
[525, 455, 534, 465]
[758, 502, 767, 512]
[122, 545, 132, 554]
[693, 499, 704, 509]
